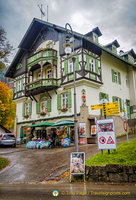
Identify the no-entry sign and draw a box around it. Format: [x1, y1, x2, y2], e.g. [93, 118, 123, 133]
[96, 119, 117, 150]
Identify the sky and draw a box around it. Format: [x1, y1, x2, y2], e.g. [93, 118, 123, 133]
[0, 0, 136, 61]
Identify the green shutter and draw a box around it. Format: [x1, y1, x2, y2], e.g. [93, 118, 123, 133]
[126, 100, 131, 119]
[112, 69, 115, 82]
[75, 55, 79, 71]
[64, 60, 68, 75]
[29, 102, 32, 115]
[106, 94, 109, 102]
[22, 103, 25, 117]
[57, 94, 61, 110]
[99, 92, 103, 100]
[68, 91, 72, 108]
[47, 99, 51, 112]
[86, 55, 90, 70]
[119, 98, 122, 112]
[95, 59, 99, 74]
[21, 79, 24, 90]
[36, 102, 40, 114]
[112, 96, 116, 102]
[118, 72, 121, 85]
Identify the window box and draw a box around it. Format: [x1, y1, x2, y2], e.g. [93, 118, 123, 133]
[40, 111, 46, 116]
[61, 105, 68, 112]
[24, 114, 29, 119]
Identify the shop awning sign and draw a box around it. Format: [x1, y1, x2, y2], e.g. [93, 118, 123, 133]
[96, 119, 117, 150]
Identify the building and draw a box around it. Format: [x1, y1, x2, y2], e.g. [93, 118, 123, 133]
[5, 18, 136, 143]
[0, 67, 13, 89]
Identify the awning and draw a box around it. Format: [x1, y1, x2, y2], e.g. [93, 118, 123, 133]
[20, 126, 24, 138]
[23, 122, 54, 128]
[52, 120, 74, 127]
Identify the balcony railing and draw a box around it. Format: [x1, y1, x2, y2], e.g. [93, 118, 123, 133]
[27, 49, 57, 69]
[26, 78, 58, 91]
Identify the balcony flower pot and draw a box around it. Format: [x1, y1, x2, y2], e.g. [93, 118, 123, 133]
[40, 112, 46, 116]
[61, 106, 67, 112]
[24, 114, 29, 119]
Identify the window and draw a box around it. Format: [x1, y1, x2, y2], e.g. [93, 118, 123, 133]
[38, 72, 41, 80]
[112, 69, 121, 85]
[62, 93, 68, 109]
[25, 103, 30, 116]
[47, 69, 52, 79]
[69, 59, 73, 73]
[90, 58, 95, 72]
[112, 96, 122, 112]
[18, 81, 21, 91]
[40, 98, 47, 113]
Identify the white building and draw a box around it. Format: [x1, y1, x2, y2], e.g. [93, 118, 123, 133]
[6, 18, 136, 143]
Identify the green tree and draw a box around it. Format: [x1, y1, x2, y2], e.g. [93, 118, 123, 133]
[0, 27, 14, 72]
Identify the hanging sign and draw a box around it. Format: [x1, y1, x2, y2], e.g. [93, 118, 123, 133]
[96, 119, 117, 150]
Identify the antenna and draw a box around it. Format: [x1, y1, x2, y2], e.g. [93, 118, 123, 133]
[37, 4, 45, 20]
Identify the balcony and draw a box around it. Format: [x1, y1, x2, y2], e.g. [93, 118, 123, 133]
[26, 78, 58, 96]
[27, 49, 57, 70]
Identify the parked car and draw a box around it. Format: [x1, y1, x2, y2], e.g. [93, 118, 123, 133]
[0, 133, 16, 147]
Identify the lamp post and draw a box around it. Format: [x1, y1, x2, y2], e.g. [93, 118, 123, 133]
[63, 23, 78, 152]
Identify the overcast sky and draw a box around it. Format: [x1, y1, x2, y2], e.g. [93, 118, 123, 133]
[1, 0, 136, 60]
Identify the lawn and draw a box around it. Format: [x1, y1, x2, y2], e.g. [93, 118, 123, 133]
[85, 139, 136, 166]
[0, 157, 8, 171]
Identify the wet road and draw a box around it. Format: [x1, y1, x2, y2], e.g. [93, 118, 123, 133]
[0, 134, 135, 183]
[0, 182, 136, 200]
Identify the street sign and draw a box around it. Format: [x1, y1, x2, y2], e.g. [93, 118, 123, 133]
[91, 104, 103, 110]
[96, 119, 117, 150]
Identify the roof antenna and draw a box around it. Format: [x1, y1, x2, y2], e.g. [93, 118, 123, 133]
[37, 4, 45, 20]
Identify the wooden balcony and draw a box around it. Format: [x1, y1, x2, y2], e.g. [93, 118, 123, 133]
[25, 78, 59, 96]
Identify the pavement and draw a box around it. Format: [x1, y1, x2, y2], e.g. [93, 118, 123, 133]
[0, 133, 135, 183]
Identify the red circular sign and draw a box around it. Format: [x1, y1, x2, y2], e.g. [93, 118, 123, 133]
[123, 121, 128, 132]
[99, 136, 106, 144]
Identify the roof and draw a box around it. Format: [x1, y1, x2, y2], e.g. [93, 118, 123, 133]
[120, 49, 136, 58]
[5, 18, 136, 78]
[104, 40, 120, 48]
[85, 27, 102, 37]
[0, 125, 11, 133]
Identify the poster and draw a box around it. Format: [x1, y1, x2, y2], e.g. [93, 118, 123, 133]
[79, 123, 86, 137]
[70, 152, 85, 174]
[91, 125, 96, 135]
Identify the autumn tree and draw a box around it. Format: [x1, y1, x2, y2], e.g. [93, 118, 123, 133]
[0, 82, 16, 130]
[0, 27, 14, 72]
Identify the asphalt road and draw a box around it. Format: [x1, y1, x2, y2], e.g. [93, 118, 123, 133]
[0, 134, 135, 183]
[0, 182, 136, 200]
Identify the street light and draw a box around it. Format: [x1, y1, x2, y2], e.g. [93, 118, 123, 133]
[63, 23, 78, 152]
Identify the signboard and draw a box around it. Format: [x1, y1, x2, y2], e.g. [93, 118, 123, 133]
[70, 152, 85, 174]
[91, 125, 96, 135]
[91, 104, 103, 110]
[96, 119, 117, 150]
[79, 123, 86, 137]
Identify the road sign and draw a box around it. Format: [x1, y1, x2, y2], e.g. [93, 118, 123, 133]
[96, 119, 117, 150]
[91, 104, 103, 110]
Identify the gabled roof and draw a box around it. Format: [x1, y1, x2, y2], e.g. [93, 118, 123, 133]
[120, 49, 136, 58]
[85, 27, 102, 37]
[104, 39, 120, 48]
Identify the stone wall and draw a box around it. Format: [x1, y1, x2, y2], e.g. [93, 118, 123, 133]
[85, 164, 136, 182]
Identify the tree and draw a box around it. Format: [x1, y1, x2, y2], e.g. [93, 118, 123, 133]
[0, 27, 14, 72]
[0, 82, 16, 130]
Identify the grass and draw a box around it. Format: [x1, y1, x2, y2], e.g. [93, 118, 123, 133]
[85, 139, 136, 166]
[0, 157, 9, 171]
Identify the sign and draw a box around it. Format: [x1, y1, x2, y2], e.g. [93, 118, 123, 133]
[123, 120, 128, 132]
[79, 123, 86, 137]
[91, 125, 96, 135]
[80, 138, 86, 144]
[91, 104, 103, 110]
[70, 152, 85, 174]
[96, 119, 117, 150]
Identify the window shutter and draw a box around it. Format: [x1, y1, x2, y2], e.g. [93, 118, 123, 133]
[99, 92, 103, 100]
[22, 103, 25, 117]
[86, 55, 90, 70]
[75, 55, 79, 71]
[57, 94, 61, 110]
[118, 72, 121, 85]
[29, 102, 32, 115]
[119, 98, 122, 112]
[36, 102, 40, 114]
[21, 79, 24, 90]
[112, 96, 116, 102]
[68, 91, 72, 108]
[112, 69, 115, 82]
[106, 94, 109, 102]
[47, 99, 51, 112]
[95, 59, 99, 74]
[64, 60, 68, 75]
